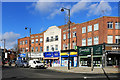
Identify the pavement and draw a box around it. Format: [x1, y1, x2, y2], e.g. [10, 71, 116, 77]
[48, 66, 120, 74]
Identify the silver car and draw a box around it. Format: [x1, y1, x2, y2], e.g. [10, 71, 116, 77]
[15, 60, 28, 68]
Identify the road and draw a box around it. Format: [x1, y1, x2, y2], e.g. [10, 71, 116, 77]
[1, 66, 120, 80]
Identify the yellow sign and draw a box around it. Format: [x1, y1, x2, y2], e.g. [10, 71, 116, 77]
[61, 52, 77, 56]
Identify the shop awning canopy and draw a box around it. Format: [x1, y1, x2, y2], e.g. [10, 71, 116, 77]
[43, 57, 59, 60]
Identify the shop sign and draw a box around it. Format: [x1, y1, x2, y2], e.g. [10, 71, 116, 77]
[78, 47, 91, 55]
[44, 52, 60, 57]
[93, 45, 102, 55]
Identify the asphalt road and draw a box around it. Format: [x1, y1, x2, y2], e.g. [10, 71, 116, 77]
[1, 66, 120, 80]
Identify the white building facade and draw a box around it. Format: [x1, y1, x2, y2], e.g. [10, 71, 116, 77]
[43, 26, 61, 67]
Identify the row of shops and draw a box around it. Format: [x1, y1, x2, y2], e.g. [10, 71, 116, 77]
[18, 43, 120, 67]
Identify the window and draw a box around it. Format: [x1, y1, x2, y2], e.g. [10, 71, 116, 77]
[107, 22, 113, 29]
[40, 35, 43, 37]
[36, 36, 38, 37]
[40, 38, 43, 43]
[40, 47, 43, 52]
[107, 35, 113, 44]
[82, 27, 86, 33]
[88, 25, 92, 32]
[55, 45, 58, 50]
[23, 41, 25, 45]
[67, 43, 71, 49]
[63, 44, 67, 50]
[47, 46, 49, 51]
[94, 23, 99, 31]
[55, 35, 58, 41]
[20, 41, 22, 45]
[115, 22, 120, 29]
[32, 47, 34, 52]
[115, 36, 120, 44]
[72, 27, 76, 30]
[63, 30, 66, 32]
[31, 39, 34, 44]
[73, 42, 76, 49]
[36, 39, 38, 43]
[68, 33, 71, 39]
[73, 31, 76, 37]
[25, 48, 28, 52]
[63, 34, 66, 40]
[23, 48, 24, 52]
[88, 38, 92, 46]
[94, 36, 99, 45]
[35, 47, 38, 52]
[25, 40, 27, 44]
[51, 36, 53, 41]
[31, 36, 34, 38]
[51, 45, 54, 51]
[82, 39, 86, 46]
[46, 37, 49, 42]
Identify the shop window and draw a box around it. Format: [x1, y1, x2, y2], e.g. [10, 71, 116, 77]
[82, 27, 86, 33]
[73, 31, 76, 37]
[88, 25, 92, 32]
[94, 23, 99, 31]
[107, 35, 113, 44]
[107, 22, 113, 29]
[115, 22, 120, 29]
[82, 39, 86, 46]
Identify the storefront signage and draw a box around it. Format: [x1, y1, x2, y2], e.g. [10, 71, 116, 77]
[93, 45, 102, 55]
[44, 52, 60, 57]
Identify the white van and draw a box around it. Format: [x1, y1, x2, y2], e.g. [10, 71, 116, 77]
[29, 60, 44, 68]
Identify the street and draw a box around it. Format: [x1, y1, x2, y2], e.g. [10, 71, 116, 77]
[1, 66, 120, 80]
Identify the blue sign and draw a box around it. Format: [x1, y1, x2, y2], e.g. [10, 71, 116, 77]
[44, 51, 60, 57]
[19, 53, 26, 57]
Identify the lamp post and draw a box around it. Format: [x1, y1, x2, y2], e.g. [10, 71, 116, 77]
[61, 7, 70, 70]
[25, 27, 31, 60]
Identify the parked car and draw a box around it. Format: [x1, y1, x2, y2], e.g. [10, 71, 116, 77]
[15, 60, 28, 68]
[29, 60, 44, 69]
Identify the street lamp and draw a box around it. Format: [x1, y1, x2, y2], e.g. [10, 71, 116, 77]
[25, 27, 31, 60]
[61, 7, 71, 70]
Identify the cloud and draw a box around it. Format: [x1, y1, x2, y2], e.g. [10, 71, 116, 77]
[0, 32, 20, 49]
[87, 1, 112, 16]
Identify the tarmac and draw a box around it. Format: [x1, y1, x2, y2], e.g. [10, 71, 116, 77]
[48, 66, 120, 74]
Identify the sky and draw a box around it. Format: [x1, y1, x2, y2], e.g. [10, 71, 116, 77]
[0, 0, 119, 49]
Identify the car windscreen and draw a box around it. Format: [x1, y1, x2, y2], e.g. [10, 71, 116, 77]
[36, 61, 41, 63]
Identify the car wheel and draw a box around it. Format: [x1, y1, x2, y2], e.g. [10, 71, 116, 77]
[15, 64, 18, 67]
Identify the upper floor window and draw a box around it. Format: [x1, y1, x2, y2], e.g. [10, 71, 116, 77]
[36, 39, 38, 43]
[72, 27, 76, 30]
[82, 27, 86, 33]
[23, 41, 25, 45]
[55, 35, 58, 41]
[31, 36, 34, 38]
[20, 41, 22, 45]
[40, 47, 43, 52]
[47, 46, 49, 51]
[51, 36, 54, 41]
[94, 23, 99, 31]
[63, 30, 66, 32]
[25, 40, 27, 44]
[46, 37, 49, 42]
[73, 31, 76, 37]
[40, 38, 43, 43]
[68, 33, 71, 39]
[31, 39, 34, 44]
[115, 36, 120, 44]
[107, 22, 113, 29]
[32, 47, 34, 52]
[35, 47, 38, 52]
[36, 36, 38, 37]
[115, 22, 120, 29]
[107, 35, 113, 44]
[82, 39, 86, 46]
[23, 48, 25, 52]
[88, 25, 92, 32]
[73, 42, 76, 49]
[55, 45, 58, 50]
[63, 44, 67, 50]
[88, 37, 92, 46]
[94, 36, 99, 45]
[51, 45, 54, 51]
[63, 34, 66, 40]
[40, 35, 43, 37]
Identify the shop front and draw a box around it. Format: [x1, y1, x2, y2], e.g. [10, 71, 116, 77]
[77, 44, 103, 67]
[61, 50, 77, 67]
[43, 51, 60, 67]
[105, 44, 120, 67]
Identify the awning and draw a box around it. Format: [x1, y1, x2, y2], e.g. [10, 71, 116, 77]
[61, 52, 77, 56]
[43, 57, 59, 60]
